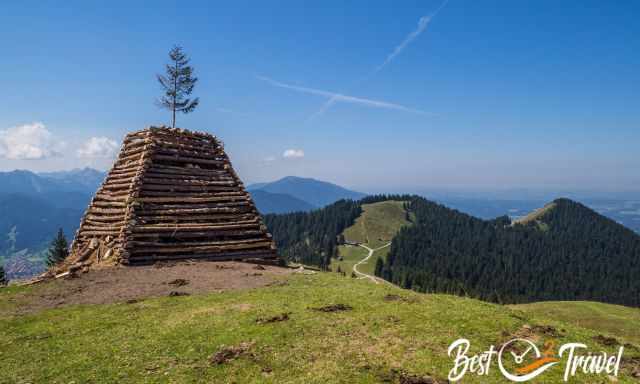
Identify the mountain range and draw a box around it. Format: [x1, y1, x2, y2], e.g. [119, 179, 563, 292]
[1, 167, 638, 282]
[247, 176, 366, 208]
[0, 169, 365, 279]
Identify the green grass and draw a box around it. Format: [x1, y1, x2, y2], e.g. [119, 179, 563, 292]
[1, 273, 637, 383]
[513, 202, 557, 225]
[343, 201, 410, 249]
[357, 246, 390, 276]
[336, 201, 410, 276]
[512, 301, 640, 345]
[331, 245, 368, 275]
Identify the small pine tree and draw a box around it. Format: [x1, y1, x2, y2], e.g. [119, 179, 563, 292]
[0, 264, 7, 286]
[47, 228, 69, 267]
[157, 45, 199, 128]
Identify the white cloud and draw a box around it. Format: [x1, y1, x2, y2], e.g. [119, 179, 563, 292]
[0, 122, 62, 160]
[77, 137, 119, 158]
[257, 75, 427, 115]
[283, 149, 305, 159]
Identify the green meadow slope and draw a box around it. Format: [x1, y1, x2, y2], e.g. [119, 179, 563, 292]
[2, 272, 639, 383]
[333, 200, 410, 275]
[342, 200, 410, 248]
[512, 301, 640, 345]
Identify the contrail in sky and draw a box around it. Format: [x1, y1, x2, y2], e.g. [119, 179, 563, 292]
[374, 0, 450, 74]
[307, 0, 450, 122]
[256, 75, 428, 115]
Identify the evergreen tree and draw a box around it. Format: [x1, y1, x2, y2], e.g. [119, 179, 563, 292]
[374, 257, 384, 276]
[378, 196, 640, 307]
[157, 45, 199, 128]
[47, 228, 69, 267]
[0, 264, 7, 286]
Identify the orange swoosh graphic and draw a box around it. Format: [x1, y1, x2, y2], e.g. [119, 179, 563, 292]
[516, 357, 559, 374]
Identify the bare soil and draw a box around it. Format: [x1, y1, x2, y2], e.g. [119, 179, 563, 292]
[3, 261, 292, 316]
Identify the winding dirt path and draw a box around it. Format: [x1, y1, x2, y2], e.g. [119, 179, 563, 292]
[353, 243, 391, 284]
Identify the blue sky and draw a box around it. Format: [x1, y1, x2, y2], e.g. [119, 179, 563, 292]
[1, 0, 638, 193]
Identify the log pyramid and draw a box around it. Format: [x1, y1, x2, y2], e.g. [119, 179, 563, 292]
[65, 126, 278, 271]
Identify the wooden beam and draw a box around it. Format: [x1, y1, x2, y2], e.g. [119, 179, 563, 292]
[135, 194, 249, 203]
[153, 154, 226, 166]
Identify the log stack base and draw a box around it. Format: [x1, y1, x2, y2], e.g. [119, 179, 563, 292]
[62, 126, 279, 271]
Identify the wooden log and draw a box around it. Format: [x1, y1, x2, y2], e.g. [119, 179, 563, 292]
[144, 166, 229, 176]
[93, 201, 127, 208]
[98, 189, 132, 197]
[95, 193, 129, 202]
[126, 241, 273, 254]
[153, 154, 226, 166]
[85, 214, 127, 222]
[101, 180, 134, 190]
[129, 229, 266, 239]
[149, 140, 220, 154]
[154, 147, 224, 160]
[118, 144, 151, 157]
[134, 194, 248, 204]
[141, 178, 236, 186]
[139, 190, 242, 198]
[145, 129, 216, 144]
[78, 230, 121, 236]
[83, 219, 125, 228]
[126, 237, 270, 248]
[127, 250, 277, 263]
[87, 207, 127, 215]
[109, 164, 144, 174]
[140, 184, 239, 192]
[107, 168, 140, 178]
[134, 201, 251, 210]
[81, 224, 124, 231]
[135, 207, 247, 216]
[114, 151, 144, 164]
[133, 213, 254, 222]
[133, 220, 259, 232]
[143, 174, 235, 184]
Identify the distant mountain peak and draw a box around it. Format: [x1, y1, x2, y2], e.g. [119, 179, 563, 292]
[247, 176, 366, 208]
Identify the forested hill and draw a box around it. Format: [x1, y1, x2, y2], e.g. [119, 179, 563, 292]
[263, 195, 409, 269]
[263, 200, 362, 269]
[376, 197, 640, 307]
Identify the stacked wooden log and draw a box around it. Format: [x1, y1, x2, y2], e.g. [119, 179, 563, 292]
[65, 126, 278, 269]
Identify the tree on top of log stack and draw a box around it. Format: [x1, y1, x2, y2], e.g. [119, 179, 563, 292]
[157, 46, 199, 128]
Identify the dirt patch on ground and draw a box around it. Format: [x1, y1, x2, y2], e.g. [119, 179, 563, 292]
[256, 312, 290, 324]
[311, 303, 353, 312]
[593, 334, 619, 346]
[210, 341, 255, 365]
[377, 368, 447, 384]
[383, 294, 419, 303]
[3, 261, 292, 316]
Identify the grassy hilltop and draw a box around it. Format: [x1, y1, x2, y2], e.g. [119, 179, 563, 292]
[332, 200, 410, 276]
[1, 271, 639, 383]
